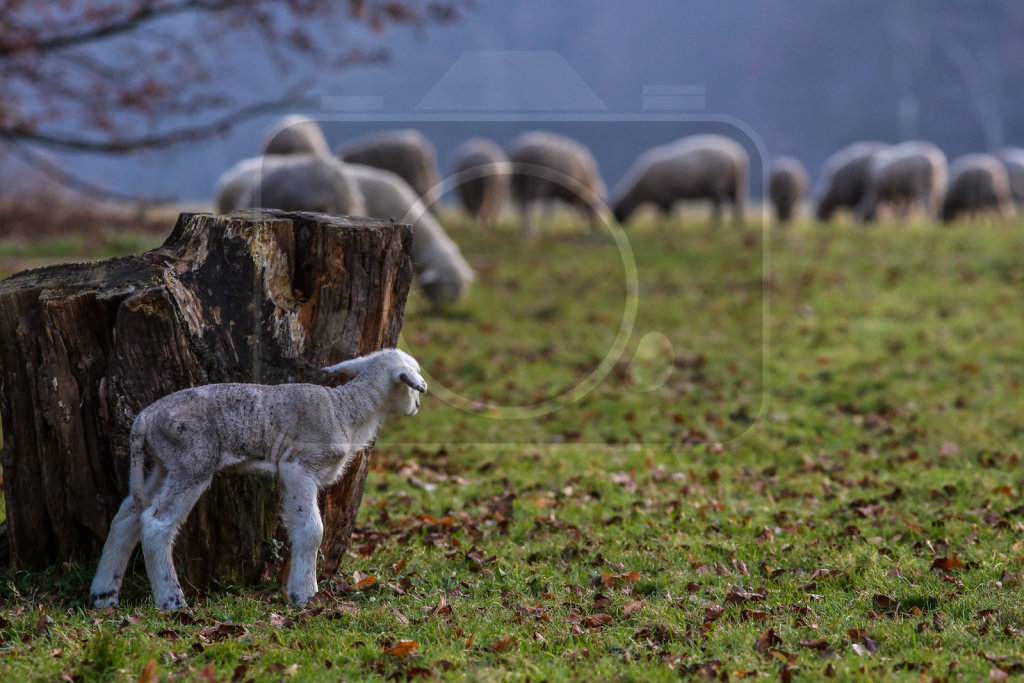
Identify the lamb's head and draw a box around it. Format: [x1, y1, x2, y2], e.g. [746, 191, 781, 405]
[323, 349, 427, 416]
[381, 349, 428, 416]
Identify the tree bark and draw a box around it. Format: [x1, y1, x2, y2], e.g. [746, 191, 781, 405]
[0, 209, 413, 588]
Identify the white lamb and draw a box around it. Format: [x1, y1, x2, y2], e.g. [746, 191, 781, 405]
[90, 349, 427, 611]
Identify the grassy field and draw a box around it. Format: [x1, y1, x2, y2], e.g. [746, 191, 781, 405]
[2, 208, 1024, 681]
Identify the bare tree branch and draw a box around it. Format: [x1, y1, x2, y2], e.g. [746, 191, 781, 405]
[0, 0, 243, 57]
[0, 136, 173, 203]
[4, 88, 318, 154]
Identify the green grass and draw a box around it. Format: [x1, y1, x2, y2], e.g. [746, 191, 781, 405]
[3, 210, 1024, 681]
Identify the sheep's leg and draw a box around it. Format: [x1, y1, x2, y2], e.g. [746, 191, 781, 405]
[710, 197, 724, 225]
[279, 463, 324, 606]
[518, 200, 534, 236]
[90, 494, 143, 608]
[140, 476, 212, 611]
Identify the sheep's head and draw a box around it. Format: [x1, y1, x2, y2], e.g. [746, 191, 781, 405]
[419, 260, 474, 307]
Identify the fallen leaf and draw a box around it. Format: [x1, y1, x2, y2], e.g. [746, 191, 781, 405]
[489, 635, 515, 652]
[754, 628, 782, 652]
[353, 574, 378, 590]
[623, 600, 646, 616]
[799, 638, 828, 650]
[137, 659, 157, 683]
[704, 604, 725, 622]
[384, 640, 419, 658]
[583, 613, 614, 629]
[931, 557, 966, 572]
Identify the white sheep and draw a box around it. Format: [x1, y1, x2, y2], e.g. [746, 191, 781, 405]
[348, 163, 475, 306]
[213, 155, 290, 215]
[813, 141, 890, 221]
[233, 154, 368, 217]
[856, 141, 947, 222]
[994, 147, 1024, 205]
[89, 349, 427, 611]
[261, 114, 331, 157]
[768, 156, 809, 224]
[507, 131, 606, 235]
[610, 134, 748, 226]
[338, 129, 443, 206]
[451, 138, 510, 227]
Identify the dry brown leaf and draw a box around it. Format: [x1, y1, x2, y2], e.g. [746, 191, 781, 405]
[384, 639, 419, 658]
[931, 557, 966, 572]
[489, 635, 515, 652]
[584, 613, 614, 629]
[353, 574, 378, 590]
[623, 600, 646, 616]
[137, 659, 157, 683]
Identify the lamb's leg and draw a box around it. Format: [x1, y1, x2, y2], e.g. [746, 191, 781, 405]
[90, 465, 167, 608]
[279, 463, 324, 606]
[90, 494, 143, 608]
[140, 476, 211, 611]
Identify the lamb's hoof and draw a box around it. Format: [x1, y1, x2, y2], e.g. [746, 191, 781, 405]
[91, 592, 119, 609]
[156, 594, 186, 612]
[288, 591, 313, 606]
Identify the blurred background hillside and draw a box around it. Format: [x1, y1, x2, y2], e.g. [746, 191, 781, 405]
[4, 0, 1022, 202]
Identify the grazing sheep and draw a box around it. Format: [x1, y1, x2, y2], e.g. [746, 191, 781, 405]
[610, 134, 748, 226]
[349, 163, 474, 306]
[90, 349, 427, 611]
[260, 114, 331, 157]
[213, 155, 290, 215]
[857, 141, 947, 222]
[507, 131, 606, 235]
[451, 138, 510, 226]
[813, 141, 890, 221]
[994, 147, 1024, 205]
[768, 156, 810, 224]
[338, 129, 443, 206]
[940, 154, 1014, 222]
[235, 154, 367, 217]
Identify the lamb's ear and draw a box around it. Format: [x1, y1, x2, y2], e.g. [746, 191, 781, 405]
[323, 355, 373, 377]
[397, 370, 427, 394]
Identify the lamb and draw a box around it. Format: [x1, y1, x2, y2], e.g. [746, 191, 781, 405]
[994, 147, 1024, 205]
[813, 141, 890, 221]
[90, 349, 427, 611]
[349, 163, 474, 306]
[261, 114, 331, 157]
[451, 138, 510, 226]
[610, 134, 748, 226]
[506, 131, 606, 234]
[768, 156, 809, 224]
[234, 154, 367, 217]
[856, 141, 947, 222]
[940, 153, 1015, 222]
[338, 129, 443, 206]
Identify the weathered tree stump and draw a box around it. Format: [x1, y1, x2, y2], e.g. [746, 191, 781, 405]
[0, 209, 413, 588]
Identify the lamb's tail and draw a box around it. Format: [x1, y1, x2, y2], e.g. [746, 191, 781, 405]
[128, 410, 151, 506]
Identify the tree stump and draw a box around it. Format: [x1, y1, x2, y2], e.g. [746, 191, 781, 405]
[0, 209, 413, 588]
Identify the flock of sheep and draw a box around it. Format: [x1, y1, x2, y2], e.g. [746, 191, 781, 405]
[215, 115, 1024, 308]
